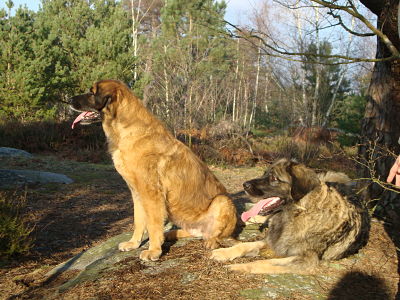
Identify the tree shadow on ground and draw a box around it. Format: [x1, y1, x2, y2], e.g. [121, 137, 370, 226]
[30, 188, 253, 260]
[28, 187, 132, 259]
[327, 271, 390, 300]
[384, 221, 400, 300]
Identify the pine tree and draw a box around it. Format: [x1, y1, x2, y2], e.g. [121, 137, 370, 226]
[0, 4, 39, 120]
[0, 0, 135, 120]
[299, 41, 350, 127]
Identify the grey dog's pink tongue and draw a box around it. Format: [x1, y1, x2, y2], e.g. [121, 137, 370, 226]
[71, 111, 94, 129]
[241, 197, 281, 222]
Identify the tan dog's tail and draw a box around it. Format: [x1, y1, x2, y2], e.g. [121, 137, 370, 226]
[164, 229, 193, 241]
[229, 252, 319, 274]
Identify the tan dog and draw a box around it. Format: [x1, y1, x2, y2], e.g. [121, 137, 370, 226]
[70, 80, 236, 261]
[211, 159, 370, 274]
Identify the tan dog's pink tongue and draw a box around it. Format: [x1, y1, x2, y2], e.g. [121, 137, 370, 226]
[241, 197, 280, 222]
[71, 111, 94, 129]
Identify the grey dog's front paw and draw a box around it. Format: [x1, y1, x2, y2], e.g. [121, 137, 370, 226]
[210, 248, 236, 262]
[227, 263, 252, 273]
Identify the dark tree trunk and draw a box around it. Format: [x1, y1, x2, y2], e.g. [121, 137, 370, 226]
[359, 0, 400, 220]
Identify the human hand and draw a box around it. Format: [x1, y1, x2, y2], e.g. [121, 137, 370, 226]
[387, 155, 400, 187]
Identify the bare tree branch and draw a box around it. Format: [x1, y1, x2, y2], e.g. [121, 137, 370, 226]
[224, 20, 396, 65]
[310, 0, 399, 57]
[326, 9, 374, 37]
[217, 0, 398, 65]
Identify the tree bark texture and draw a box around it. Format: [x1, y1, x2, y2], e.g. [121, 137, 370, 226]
[359, 0, 400, 218]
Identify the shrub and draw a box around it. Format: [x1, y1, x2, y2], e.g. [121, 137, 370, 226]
[335, 95, 367, 137]
[0, 120, 109, 162]
[0, 191, 33, 259]
[268, 136, 322, 165]
[337, 134, 359, 147]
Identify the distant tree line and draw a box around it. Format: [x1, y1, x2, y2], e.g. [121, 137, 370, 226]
[0, 0, 367, 136]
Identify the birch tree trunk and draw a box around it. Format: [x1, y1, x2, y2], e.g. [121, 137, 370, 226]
[131, 0, 141, 81]
[322, 18, 354, 127]
[188, 85, 193, 147]
[163, 45, 170, 119]
[294, 0, 307, 126]
[232, 39, 240, 122]
[243, 82, 248, 128]
[322, 71, 346, 127]
[311, 5, 320, 127]
[264, 71, 270, 113]
[248, 40, 262, 131]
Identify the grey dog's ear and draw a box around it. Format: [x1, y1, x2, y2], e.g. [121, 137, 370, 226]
[287, 159, 299, 171]
[288, 161, 320, 200]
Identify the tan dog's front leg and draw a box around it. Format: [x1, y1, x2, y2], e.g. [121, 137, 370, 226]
[211, 241, 267, 261]
[119, 196, 146, 251]
[139, 215, 164, 261]
[138, 188, 167, 261]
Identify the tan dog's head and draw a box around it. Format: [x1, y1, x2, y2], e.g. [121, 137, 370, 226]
[69, 80, 127, 126]
[243, 158, 321, 211]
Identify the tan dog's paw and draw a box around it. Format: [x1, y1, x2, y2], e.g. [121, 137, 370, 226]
[139, 249, 162, 261]
[211, 248, 235, 262]
[204, 238, 219, 250]
[118, 241, 140, 252]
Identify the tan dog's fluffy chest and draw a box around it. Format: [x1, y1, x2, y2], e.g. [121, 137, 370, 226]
[108, 131, 216, 227]
[111, 149, 129, 177]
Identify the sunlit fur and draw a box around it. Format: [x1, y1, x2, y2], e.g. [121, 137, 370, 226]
[211, 158, 370, 274]
[71, 80, 236, 261]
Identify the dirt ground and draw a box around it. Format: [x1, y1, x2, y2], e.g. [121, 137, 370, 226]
[0, 154, 399, 300]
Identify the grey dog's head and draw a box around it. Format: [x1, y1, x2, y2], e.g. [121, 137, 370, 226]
[243, 158, 321, 204]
